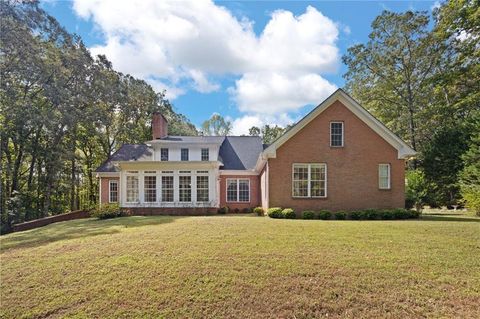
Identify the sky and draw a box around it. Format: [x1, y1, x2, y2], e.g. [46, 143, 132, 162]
[41, 0, 439, 134]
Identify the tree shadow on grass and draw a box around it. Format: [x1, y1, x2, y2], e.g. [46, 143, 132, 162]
[419, 215, 480, 223]
[0, 216, 181, 251]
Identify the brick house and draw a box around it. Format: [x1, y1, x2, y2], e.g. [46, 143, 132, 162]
[96, 89, 415, 214]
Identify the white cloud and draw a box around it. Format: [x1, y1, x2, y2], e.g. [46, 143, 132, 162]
[73, 0, 339, 126]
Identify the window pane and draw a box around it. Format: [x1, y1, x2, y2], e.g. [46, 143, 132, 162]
[144, 176, 157, 202]
[161, 176, 174, 202]
[161, 148, 169, 161]
[179, 176, 191, 202]
[227, 180, 237, 202]
[330, 122, 343, 147]
[196, 176, 209, 202]
[379, 164, 390, 189]
[126, 176, 139, 202]
[181, 148, 189, 161]
[238, 179, 250, 202]
[201, 148, 209, 161]
[293, 165, 309, 197]
[109, 181, 118, 202]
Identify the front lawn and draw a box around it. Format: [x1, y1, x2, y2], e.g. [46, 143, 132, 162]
[1, 213, 479, 318]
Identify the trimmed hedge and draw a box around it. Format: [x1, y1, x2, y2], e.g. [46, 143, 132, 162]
[302, 210, 315, 219]
[253, 207, 265, 216]
[282, 208, 296, 219]
[91, 204, 126, 219]
[218, 206, 229, 214]
[267, 207, 283, 219]
[317, 210, 332, 220]
[265, 208, 420, 220]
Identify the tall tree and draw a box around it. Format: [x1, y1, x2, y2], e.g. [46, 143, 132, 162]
[201, 114, 232, 136]
[248, 125, 286, 144]
[342, 10, 443, 152]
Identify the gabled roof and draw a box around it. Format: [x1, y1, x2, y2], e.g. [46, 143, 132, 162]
[146, 136, 225, 144]
[263, 89, 416, 160]
[219, 136, 263, 170]
[96, 144, 153, 172]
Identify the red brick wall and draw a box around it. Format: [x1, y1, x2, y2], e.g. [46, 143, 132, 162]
[100, 177, 119, 204]
[13, 210, 90, 232]
[219, 174, 260, 210]
[268, 100, 405, 213]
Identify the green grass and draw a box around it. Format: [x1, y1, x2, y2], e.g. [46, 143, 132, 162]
[1, 213, 479, 318]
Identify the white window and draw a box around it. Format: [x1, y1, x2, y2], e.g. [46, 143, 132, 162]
[160, 148, 169, 161]
[161, 175, 174, 202]
[292, 163, 327, 198]
[196, 175, 209, 202]
[201, 148, 209, 161]
[181, 148, 189, 161]
[179, 175, 192, 202]
[226, 178, 250, 202]
[378, 164, 391, 189]
[144, 175, 157, 202]
[330, 122, 344, 147]
[109, 180, 118, 203]
[126, 175, 139, 202]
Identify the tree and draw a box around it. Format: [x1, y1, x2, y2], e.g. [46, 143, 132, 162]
[421, 126, 470, 206]
[342, 10, 443, 152]
[201, 114, 232, 136]
[248, 125, 286, 144]
[459, 115, 480, 215]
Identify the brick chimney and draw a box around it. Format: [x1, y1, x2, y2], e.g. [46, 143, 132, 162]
[152, 112, 168, 139]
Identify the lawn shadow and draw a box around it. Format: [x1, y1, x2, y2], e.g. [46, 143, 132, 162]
[0, 216, 180, 251]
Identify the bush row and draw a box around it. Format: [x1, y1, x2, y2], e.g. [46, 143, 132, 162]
[266, 208, 420, 220]
[90, 203, 127, 219]
[218, 207, 255, 214]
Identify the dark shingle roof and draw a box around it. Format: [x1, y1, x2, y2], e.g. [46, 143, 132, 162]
[219, 136, 263, 170]
[96, 136, 264, 172]
[95, 144, 152, 172]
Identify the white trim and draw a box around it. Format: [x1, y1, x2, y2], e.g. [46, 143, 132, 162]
[96, 172, 120, 178]
[109, 180, 118, 203]
[292, 163, 327, 198]
[330, 121, 344, 147]
[226, 178, 251, 203]
[378, 163, 391, 190]
[263, 89, 416, 159]
[219, 170, 259, 176]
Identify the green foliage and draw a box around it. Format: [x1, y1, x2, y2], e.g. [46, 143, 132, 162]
[282, 208, 296, 219]
[421, 126, 470, 206]
[317, 210, 332, 220]
[253, 207, 264, 216]
[302, 211, 315, 220]
[91, 204, 125, 219]
[348, 211, 362, 220]
[241, 207, 252, 214]
[201, 114, 232, 136]
[334, 211, 347, 220]
[267, 207, 283, 219]
[217, 207, 229, 214]
[405, 169, 430, 211]
[459, 124, 480, 215]
[248, 124, 286, 144]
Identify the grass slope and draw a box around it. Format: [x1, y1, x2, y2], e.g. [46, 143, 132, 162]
[1, 213, 479, 318]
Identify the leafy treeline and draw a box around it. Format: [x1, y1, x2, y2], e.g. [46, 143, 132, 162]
[343, 0, 479, 212]
[0, 1, 197, 231]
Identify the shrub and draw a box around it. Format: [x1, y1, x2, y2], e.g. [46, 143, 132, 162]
[392, 208, 409, 219]
[218, 206, 229, 214]
[380, 210, 394, 220]
[363, 209, 379, 220]
[349, 211, 362, 220]
[242, 207, 252, 214]
[267, 207, 283, 219]
[317, 210, 332, 220]
[408, 209, 421, 219]
[334, 211, 346, 220]
[282, 208, 296, 219]
[302, 210, 315, 219]
[253, 207, 264, 216]
[405, 169, 430, 211]
[91, 203, 124, 219]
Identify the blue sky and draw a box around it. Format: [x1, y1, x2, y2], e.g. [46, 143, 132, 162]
[41, 0, 438, 134]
